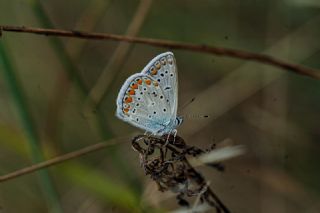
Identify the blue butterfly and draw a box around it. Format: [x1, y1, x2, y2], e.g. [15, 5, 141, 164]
[116, 52, 183, 135]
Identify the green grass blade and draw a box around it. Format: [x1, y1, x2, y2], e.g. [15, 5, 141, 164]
[27, 0, 143, 193]
[0, 42, 63, 213]
[59, 162, 140, 212]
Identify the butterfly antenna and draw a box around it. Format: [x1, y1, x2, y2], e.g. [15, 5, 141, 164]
[180, 97, 196, 111]
[179, 97, 210, 120]
[182, 114, 210, 120]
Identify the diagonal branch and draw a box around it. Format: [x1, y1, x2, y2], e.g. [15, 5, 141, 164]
[0, 137, 129, 182]
[85, 0, 154, 107]
[82, 0, 154, 138]
[1, 25, 320, 80]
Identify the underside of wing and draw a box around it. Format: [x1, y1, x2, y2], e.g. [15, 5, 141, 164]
[116, 73, 172, 134]
[141, 52, 178, 118]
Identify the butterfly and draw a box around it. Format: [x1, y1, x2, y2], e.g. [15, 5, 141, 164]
[116, 52, 183, 136]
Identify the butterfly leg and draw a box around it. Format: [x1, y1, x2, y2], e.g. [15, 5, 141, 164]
[143, 131, 155, 146]
[172, 129, 178, 143]
[144, 130, 151, 136]
[163, 129, 178, 147]
[163, 129, 174, 147]
[165, 133, 170, 146]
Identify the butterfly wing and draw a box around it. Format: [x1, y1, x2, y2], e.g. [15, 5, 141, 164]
[141, 52, 178, 119]
[116, 73, 173, 134]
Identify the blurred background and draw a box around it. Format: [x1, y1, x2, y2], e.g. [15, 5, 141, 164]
[0, 0, 320, 212]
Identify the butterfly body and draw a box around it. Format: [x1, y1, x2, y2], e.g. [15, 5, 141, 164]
[116, 52, 182, 135]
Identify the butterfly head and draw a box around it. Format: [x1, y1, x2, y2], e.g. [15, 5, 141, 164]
[175, 116, 183, 127]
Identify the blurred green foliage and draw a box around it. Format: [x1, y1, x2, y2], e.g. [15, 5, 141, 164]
[0, 0, 320, 212]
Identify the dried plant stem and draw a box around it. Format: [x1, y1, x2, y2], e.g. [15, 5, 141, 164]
[83, 0, 153, 137]
[0, 138, 127, 182]
[132, 135, 231, 212]
[1, 25, 319, 80]
[85, 0, 153, 108]
[0, 42, 61, 212]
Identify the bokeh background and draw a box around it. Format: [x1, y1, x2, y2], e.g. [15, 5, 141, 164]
[0, 0, 320, 212]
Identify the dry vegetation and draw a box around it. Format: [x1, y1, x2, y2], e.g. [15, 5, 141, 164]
[0, 0, 320, 212]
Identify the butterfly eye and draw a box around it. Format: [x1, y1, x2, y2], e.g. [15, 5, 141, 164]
[161, 58, 166, 65]
[167, 55, 173, 64]
[155, 61, 161, 70]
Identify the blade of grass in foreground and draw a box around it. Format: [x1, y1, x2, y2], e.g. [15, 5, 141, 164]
[29, 0, 145, 195]
[0, 42, 62, 213]
[60, 162, 140, 212]
[0, 131, 153, 212]
[28, 0, 88, 93]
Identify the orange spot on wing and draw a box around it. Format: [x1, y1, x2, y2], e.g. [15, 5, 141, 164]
[137, 79, 143, 85]
[150, 67, 157, 75]
[123, 108, 129, 113]
[161, 58, 166, 65]
[128, 89, 135, 95]
[125, 96, 132, 103]
[155, 61, 161, 70]
[145, 79, 151, 85]
[131, 83, 138, 89]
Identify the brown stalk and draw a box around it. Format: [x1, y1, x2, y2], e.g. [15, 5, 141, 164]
[0, 137, 128, 182]
[1, 25, 320, 80]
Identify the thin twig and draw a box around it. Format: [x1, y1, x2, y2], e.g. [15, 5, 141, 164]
[180, 15, 320, 137]
[1, 25, 320, 80]
[0, 41, 62, 211]
[0, 137, 128, 182]
[65, 0, 113, 58]
[85, 0, 153, 107]
[82, 0, 153, 137]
